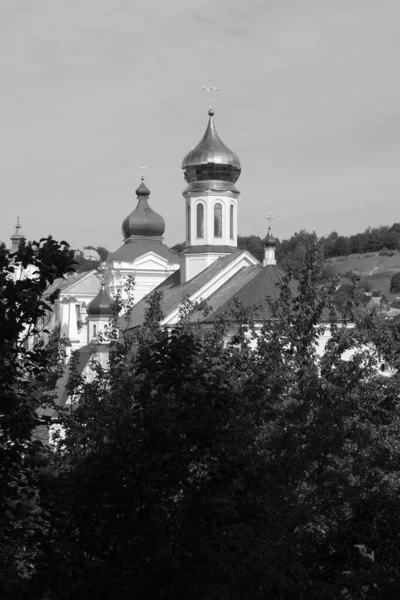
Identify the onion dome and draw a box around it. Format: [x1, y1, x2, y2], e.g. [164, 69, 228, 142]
[87, 280, 114, 317]
[122, 178, 165, 238]
[264, 227, 277, 247]
[182, 109, 241, 192]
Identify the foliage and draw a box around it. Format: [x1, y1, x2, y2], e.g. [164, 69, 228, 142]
[15, 247, 400, 599]
[170, 241, 185, 254]
[390, 272, 400, 293]
[237, 234, 265, 261]
[0, 237, 75, 596]
[321, 224, 400, 258]
[74, 245, 109, 272]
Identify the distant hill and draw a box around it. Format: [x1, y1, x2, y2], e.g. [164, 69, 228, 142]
[326, 252, 400, 299]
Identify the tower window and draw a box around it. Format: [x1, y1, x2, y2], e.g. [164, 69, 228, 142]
[230, 205, 234, 239]
[196, 204, 204, 238]
[93, 324, 97, 337]
[214, 203, 222, 238]
[187, 204, 191, 239]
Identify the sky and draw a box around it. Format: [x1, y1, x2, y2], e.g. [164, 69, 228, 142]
[1, 0, 400, 251]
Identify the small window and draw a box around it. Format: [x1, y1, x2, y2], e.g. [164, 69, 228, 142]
[196, 204, 204, 238]
[187, 204, 191, 239]
[214, 203, 222, 238]
[230, 205, 234, 239]
[93, 324, 97, 337]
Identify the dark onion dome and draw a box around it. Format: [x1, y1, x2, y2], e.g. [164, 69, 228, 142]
[87, 281, 114, 316]
[264, 227, 277, 247]
[182, 109, 241, 192]
[122, 178, 165, 238]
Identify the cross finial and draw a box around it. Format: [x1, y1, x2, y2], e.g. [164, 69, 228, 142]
[138, 163, 147, 181]
[266, 214, 274, 231]
[203, 78, 219, 110]
[15, 217, 21, 234]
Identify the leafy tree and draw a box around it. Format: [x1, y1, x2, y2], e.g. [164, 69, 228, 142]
[22, 247, 400, 599]
[237, 234, 265, 261]
[0, 237, 75, 596]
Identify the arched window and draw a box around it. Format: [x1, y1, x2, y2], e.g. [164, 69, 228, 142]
[214, 203, 222, 238]
[230, 204, 234, 239]
[196, 204, 204, 238]
[93, 324, 97, 337]
[187, 204, 191, 239]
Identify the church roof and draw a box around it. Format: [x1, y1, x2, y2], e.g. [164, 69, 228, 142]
[87, 281, 114, 316]
[45, 270, 99, 297]
[203, 264, 294, 322]
[124, 258, 334, 334]
[122, 179, 165, 239]
[182, 109, 241, 194]
[124, 251, 244, 331]
[108, 238, 179, 264]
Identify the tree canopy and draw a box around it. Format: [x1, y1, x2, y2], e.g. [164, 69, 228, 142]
[2, 242, 400, 598]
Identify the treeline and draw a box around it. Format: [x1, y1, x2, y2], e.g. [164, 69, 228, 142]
[236, 222, 400, 278]
[321, 223, 400, 258]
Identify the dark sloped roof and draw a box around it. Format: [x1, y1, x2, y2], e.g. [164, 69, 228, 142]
[187, 265, 262, 322]
[203, 265, 334, 323]
[108, 238, 179, 264]
[124, 251, 245, 332]
[203, 264, 291, 321]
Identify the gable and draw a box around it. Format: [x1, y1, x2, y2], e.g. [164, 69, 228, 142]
[124, 251, 179, 271]
[123, 250, 260, 334]
[46, 270, 99, 297]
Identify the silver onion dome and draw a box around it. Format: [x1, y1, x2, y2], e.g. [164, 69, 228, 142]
[182, 109, 241, 193]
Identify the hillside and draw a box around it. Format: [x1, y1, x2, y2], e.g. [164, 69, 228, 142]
[326, 252, 400, 298]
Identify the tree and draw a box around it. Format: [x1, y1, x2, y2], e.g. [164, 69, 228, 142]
[237, 234, 265, 261]
[0, 237, 75, 596]
[171, 241, 185, 253]
[24, 247, 400, 599]
[390, 272, 400, 293]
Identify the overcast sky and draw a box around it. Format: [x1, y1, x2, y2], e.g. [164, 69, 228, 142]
[1, 0, 400, 251]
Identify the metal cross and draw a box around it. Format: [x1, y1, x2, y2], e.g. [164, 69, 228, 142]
[138, 163, 147, 180]
[203, 78, 219, 109]
[265, 214, 274, 229]
[15, 217, 21, 233]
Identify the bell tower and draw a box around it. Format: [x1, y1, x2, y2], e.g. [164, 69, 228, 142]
[180, 104, 241, 283]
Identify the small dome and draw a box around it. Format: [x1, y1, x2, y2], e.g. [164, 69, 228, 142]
[182, 109, 241, 191]
[122, 178, 165, 238]
[264, 228, 277, 247]
[87, 281, 114, 316]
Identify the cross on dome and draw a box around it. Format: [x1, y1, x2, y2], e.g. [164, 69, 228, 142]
[138, 163, 147, 181]
[265, 214, 274, 229]
[203, 78, 219, 112]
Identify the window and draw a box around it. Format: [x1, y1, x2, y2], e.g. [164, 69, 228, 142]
[93, 324, 97, 337]
[230, 205, 234, 239]
[196, 204, 204, 238]
[214, 203, 222, 238]
[187, 204, 191, 239]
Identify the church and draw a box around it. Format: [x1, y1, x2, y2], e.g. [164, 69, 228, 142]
[6, 102, 335, 401]
[85, 105, 296, 343]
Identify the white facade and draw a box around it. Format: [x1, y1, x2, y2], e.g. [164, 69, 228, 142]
[184, 191, 238, 248]
[106, 251, 179, 304]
